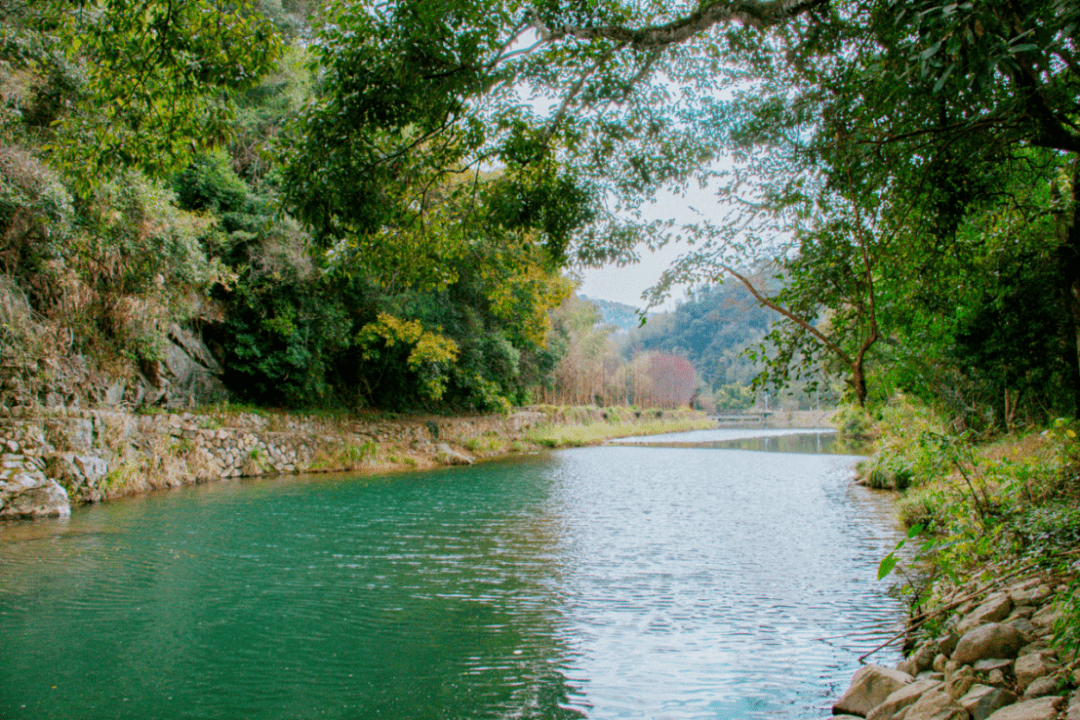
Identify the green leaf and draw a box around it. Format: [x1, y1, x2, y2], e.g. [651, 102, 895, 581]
[878, 553, 899, 580]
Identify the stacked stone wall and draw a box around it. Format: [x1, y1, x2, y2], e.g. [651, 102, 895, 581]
[0, 407, 699, 520]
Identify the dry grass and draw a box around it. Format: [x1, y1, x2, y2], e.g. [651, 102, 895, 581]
[526, 413, 715, 448]
[980, 432, 1054, 465]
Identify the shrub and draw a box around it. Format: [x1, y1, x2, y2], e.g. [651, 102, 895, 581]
[173, 151, 248, 213]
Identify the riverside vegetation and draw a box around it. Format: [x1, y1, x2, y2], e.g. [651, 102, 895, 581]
[829, 399, 1080, 720]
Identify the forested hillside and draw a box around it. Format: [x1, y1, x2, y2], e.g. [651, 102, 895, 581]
[0, 0, 580, 413]
[1, 0, 1077, 429]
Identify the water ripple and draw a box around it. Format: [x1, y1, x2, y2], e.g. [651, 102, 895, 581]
[0, 438, 906, 720]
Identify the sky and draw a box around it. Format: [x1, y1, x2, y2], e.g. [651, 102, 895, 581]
[577, 242, 689, 312]
[575, 182, 724, 313]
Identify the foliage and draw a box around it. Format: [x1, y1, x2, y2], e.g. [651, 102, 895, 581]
[36, 0, 283, 185]
[357, 314, 460, 402]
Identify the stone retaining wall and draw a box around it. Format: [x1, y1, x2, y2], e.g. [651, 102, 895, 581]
[0, 406, 701, 520]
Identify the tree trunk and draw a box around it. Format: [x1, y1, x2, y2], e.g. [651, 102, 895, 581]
[852, 359, 868, 407]
[1061, 159, 1080, 416]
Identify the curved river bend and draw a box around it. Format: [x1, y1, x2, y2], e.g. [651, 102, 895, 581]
[0, 429, 905, 719]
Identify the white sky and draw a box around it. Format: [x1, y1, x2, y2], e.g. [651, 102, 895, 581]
[577, 243, 689, 312]
[576, 183, 723, 313]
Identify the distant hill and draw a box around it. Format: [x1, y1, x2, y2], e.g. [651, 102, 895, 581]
[578, 295, 642, 332]
[620, 282, 773, 389]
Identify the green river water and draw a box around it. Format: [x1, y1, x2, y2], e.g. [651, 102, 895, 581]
[0, 428, 905, 719]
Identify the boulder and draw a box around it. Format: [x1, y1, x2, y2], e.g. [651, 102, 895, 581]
[1022, 676, 1057, 700]
[984, 696, 1065, 720]
[913, 642, 939, 673]
[973, 659, 1012, 675]
[903, 687, 971, 720]
[937, 633, 961, 657]
[834, 665, 914, 717]
[947, 665, 977, 699]
[959, 685, 1017, 720]
[1007, 580, 1043, 606]
[1067, 691, 1080, 720]
[0, 474, 70, 519]
[867, 679, 942, 720]
[957, 594, 1013, 635]
[1007, 618, 1036, 641]
[898, 658, 920, 677]
[45, 452, 109, 503]
[1014, 651, 1057, 693]
[1027, 585, 1053, 605]
[953, 624, 1026, 665]
[1030, 605, 1061, 632]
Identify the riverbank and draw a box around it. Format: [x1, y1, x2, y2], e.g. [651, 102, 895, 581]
[0, 404, 724, 521]
[831, 557, 1080, 720]
[829, 403, 1080, 720]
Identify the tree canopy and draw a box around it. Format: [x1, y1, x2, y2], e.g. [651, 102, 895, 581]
[4, 0, 1079, 423]
[281, 0, 1079, 420]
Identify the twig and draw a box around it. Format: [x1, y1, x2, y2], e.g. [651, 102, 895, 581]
[855, 553, 1078, 662]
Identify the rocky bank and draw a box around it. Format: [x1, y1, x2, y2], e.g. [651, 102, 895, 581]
[831, 565, 1080, 720]
[0, 405, 712, 520]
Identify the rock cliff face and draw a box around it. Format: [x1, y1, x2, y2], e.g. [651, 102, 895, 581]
[831, 573, 1080, 720]
[0, 323, 228, 413]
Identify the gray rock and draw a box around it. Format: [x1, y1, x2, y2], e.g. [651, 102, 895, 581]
[953, 624, 1026, 665]
[868, 679, 942, 720]
[435, 443, 474, 466]
[918, 672, 946, 682]
[947, 665, 976, 699]
[898, 658, 920, 677]
[1008, 580, 1042, 606]
[973, 659, 1012, 673]
[834, 665, 915, 717]
[1030, 605, 1061, 631]
[1008, 607, 1036, 620]
[984, 696, 1065, 720]
[0, 475, 70, 519]
[986, 670, 1007, 687]
[959, 685, 1018, 720]
[1007, 618, 1036, 641]
[1028, 585, 1053, 605]
[1067, 691, 1080, 720]
[1022, 676, 1058, 699]
[937, 633, 960, 657]
[914, 642, 939, 673]
[903, 687, 971, 720]
[1015, 651, 1057, 693]
[958, 594, 1013, 635]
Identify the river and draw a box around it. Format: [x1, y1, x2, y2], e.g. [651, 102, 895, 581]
[0, 428, 906, 719]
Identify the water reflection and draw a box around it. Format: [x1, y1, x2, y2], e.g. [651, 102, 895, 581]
[1, 432, 904, 720]
[610, 427, 872, 456]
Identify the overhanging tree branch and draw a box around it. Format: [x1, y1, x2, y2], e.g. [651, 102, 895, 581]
[534, 0, 828, 49]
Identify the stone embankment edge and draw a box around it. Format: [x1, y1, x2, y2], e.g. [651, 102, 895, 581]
[829, 558, 1080, 720]
[0, 405, 723, 521]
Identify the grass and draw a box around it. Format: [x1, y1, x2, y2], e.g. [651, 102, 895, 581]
[525, 413, 714, 449]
